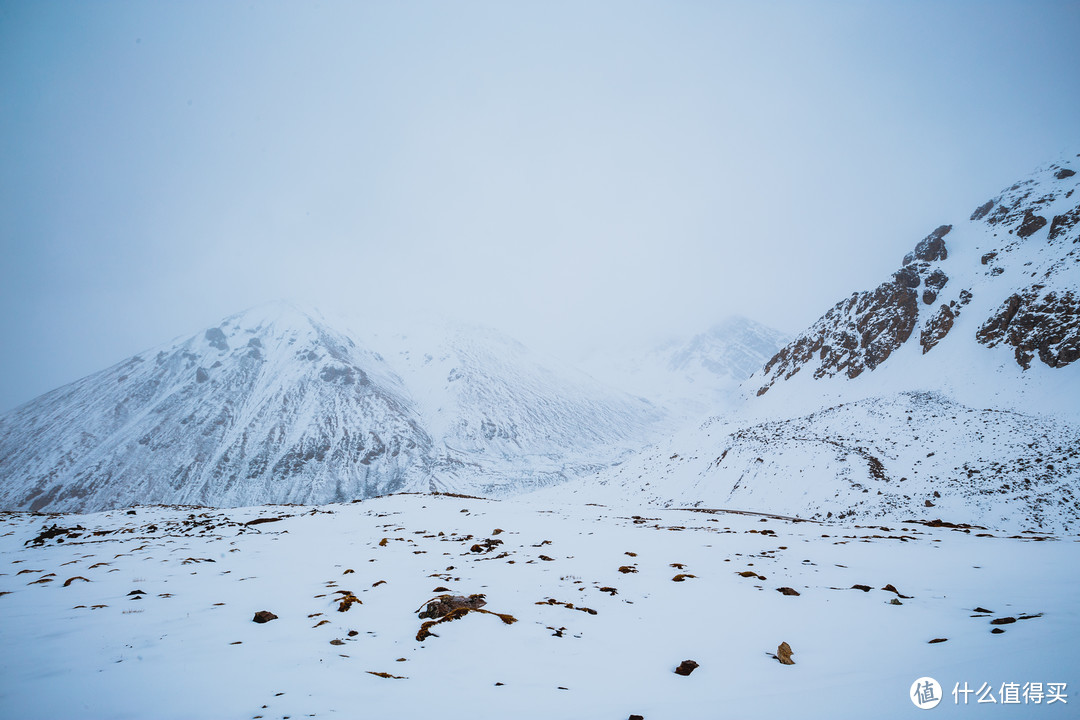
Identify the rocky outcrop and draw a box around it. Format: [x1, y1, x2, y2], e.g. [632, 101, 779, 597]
[921, 290, 972, 354]
[757, 229, 948, 395]
[977, 288, 1080, 369]
[1048, 205, 1080, 241]
[1016, 210, 1048, 238]
[903, 225, 951, 265]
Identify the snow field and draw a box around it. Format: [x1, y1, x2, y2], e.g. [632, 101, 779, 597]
[2, 494, 1076, 719]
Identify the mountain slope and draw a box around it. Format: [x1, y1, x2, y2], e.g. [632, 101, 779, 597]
[578, 316, 788, 419]
[0, 304, 434, 512]
[370, 322, 664, 495]
[573, 156, 1080, 531]
[752, 156, 1080, 417]
[0, 306, 668, 512]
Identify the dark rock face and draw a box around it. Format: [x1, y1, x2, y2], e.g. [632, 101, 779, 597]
[757, 228, 949, 394]
[757, 279, 918, 395]
[195, 367, 210, 383]
[204, 328, 229, 352]
[1048, 205, 1080, 241]
[1016, 210, 1048, 238]
[977, 288, 1080, 368]
[921, 269, 949, 305]
[1055, 168, 1076, 179]
[903, 225, 951, 265]
[920, 305, 955, 354]
[971, 200, 995, 221]
[253, 610, 278, 623]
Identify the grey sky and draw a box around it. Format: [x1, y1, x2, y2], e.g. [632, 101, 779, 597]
[1, 0, 1077, 412]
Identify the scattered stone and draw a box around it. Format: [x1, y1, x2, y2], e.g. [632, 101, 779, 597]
[990, 617, 1016, 625]
[674, 660, 699, 676]
[629, 716, 645, 720]
[889, 598, 903, 606]
[672, 574, 697, 582]
[253, 610, 278, 623]
[63, 576, 91, 587]
[881, 584, 911, 598]
[417, 594, 487, 620]
[776, 587, 800, 596]
[244, 517, 283, 527]
[973, 606, 994, 613]
[776, 641, 795, 665]
[330, 639, 345, 646]
[337, 593, 362, 612]
[992, 628, 1006, 634]
[599, 586, 618, 596]
[928, 638, 948, 644]
[851, 584, 872, 592]
[618, 566, 638, 574]
[366, 671, 406, 679]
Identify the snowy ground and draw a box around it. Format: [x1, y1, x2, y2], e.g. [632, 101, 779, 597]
[1, 494, 1076, 719]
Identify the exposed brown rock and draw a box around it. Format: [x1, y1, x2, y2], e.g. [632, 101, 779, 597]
[618, 565, 638, 574]
[990, 617, 1017, 625]
[971, 200, 995, 221]
[776, 642, 795, 665]
[252, 610, 278, 623]
[415, 605, 517, 642]
[920, 304, 955, 354]
[1054, 168, 1076, 179]
[63, 576, 90, 587]
[977, 288, 1080, 368]
[1016, 210, 1048, 238]
[903, 225, 951, 265]
[928, 638, 948, 644]
[674, 660, 699, 676]
[1048, 205, 1080, 241]
[881, 584, 911, 598]
[337, 593, 362, 612]
[776, 587, 800, 596]
[417, 594, 487, 620]
[851, 584, 872, 592]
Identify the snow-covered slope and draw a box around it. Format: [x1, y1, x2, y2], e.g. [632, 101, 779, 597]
[579, 316, 788, 419]
[575, 157, 1080, 532]
[371, 322, 664, 495]
[3, 493, 1076, 720]
[0, 303, 434, 512]
[751, 156, 1080, 418]
[0, 305, 665, 512]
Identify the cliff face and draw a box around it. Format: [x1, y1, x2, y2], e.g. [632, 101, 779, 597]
[755, 157, 1080, 397]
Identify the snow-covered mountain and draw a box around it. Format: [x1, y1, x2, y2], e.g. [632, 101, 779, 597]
[578, 316, 788, 419]
[570, 156, 1080, 532]
[0, 304, 663, 512]
[0, 304, 435, 512]
[367, 321, 664, 495]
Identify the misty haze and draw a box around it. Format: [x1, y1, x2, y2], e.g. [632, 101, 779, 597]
[1, 2, 1078, 719]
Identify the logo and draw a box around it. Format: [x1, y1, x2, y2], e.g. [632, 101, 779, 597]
[912, 677, 943, 709]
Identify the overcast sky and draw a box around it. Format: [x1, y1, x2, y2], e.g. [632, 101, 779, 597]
[1, 0, 1077, 412]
